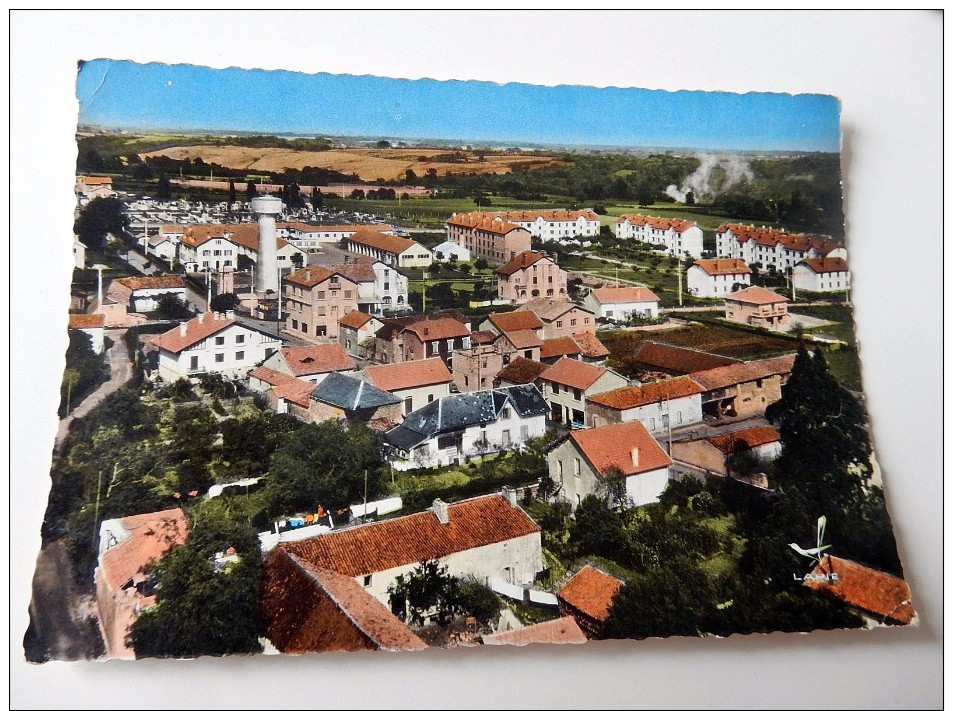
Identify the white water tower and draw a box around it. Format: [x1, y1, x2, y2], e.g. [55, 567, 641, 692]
[251, 195, 284, 294]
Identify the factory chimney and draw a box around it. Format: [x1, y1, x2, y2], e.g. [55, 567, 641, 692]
[251, 195, 284, 294]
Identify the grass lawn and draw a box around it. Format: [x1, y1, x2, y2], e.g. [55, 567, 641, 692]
[789, 303, 856, 345]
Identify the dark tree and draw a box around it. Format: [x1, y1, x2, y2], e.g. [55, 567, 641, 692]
[156, 174, 173, 201]
[570, 495, 626, 559]
[209, 292, 240, 313]
[290, 252, 305, 269]
[310, 186, 322, 210]
[246, 180, 258, 202]
[73, 196, 129, 250]
[604, 564, 713, 640]
[227, 180, 236, 209]
[153, 292, 191, 319]
[220, 410, 303, 479]
[387, 560, 462, 626]
[132, 162, 154, 181]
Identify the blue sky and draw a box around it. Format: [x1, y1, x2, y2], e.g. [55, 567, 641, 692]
[77, 59, 841, 152]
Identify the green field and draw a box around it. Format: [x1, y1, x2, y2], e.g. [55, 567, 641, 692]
[325, 195, 571, 227]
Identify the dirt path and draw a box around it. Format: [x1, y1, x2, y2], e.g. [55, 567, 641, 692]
[23, 540, 104, 662]
[55, 328, 131, 451]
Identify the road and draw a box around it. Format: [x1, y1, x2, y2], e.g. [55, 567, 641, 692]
[55, 328, 132, 451]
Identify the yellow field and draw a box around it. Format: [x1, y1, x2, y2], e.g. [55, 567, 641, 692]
[138, 145, 569, 181]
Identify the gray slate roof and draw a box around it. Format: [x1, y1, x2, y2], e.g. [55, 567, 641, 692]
[310, 372, 401, 411]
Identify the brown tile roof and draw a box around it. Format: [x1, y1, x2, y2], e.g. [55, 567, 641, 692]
[280, 344, 354, 377]
[633, 341, 740, 374]
[151, 312, 236, 354]
[402, 317, 471, 342]
[588, 376, 704, 410]
[540, 337, 582, 360]
[99, 508, 189, 591]
[226, 225, 292, 252]
[482, 616, 587, 647]
[589, 286, 659, 304]
[262, 548, 427, 653]
[496, 251, 550, 276]
[691, 258, 752, 277]
[487, 310, 544, 333]
[332, 261, 378, 284]
[469, 330, 499, 345]
[569, 420, 672, 477]
[557, 566, 623, 623]
[282, 493, 540, 578]
[570, 331, 609, 358]
[159, 224, 187, 235]
[338, 310, 376, 329]
[503, 329, 543, 350]
[716, 224, 842, 257]
[805, 556, 915, 625]
[285, 265, 346, 288]
[68, 313, 105, 329]
[706, 426, 781, 453]
[496, 356, 550, 385]
[112, 275, 187, 291]
[249, 366, 316, 406]
[178, 224, 234, 248]
[617, 213, 699, 233]
[364, 357, 452, 392]
[347, 230, 422, 256]
[690, 354, 796, 391]
[80, 175, 114, 185]
[488, 209, 600, 224]
[537, 357, 611, 390]
[280, 223, 392, 233]
[725, 285, 790, 305]
[800, 257, 849, 274]
[518, 298, 581, 322]
[445, 212, 525, 235]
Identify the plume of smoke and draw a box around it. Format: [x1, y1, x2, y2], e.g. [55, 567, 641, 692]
[665, 154, 754, 203]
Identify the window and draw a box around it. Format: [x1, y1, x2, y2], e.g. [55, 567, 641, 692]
[500, 408, 511, 420]
[574, 457, 581, 478]
[404, 397, 413, 415]
[331, 276, 339, 284]
[520, 425, 529, 441]
[302, 323, 308, 334]
[214, 336, 225, 345]
[556, 320, 563, 328]
[557, 460, 564, 479]
[570, 318, 577, 326]
[215, 353, 225, 363]
[552, 383, 560, 395]
[428, 394, 435, 403]
[235, 351, 244, 361]
[189, 355, 199, 371]
[502, 430, 511, 446]
[235, 334, 245, 344]
[676, 411, 683, 424]
[317, 291, 326, 300]
[292, 319, 298, 329]
[363, 575, 372, 587]
[384, 282, 390, 291]
[573, 388, 581, 400]
[344, 290, 352, 299]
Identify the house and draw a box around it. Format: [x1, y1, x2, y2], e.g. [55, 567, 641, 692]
[482, 615, 587, 647]
[724, 286, 790, 330]
[792, 257, 851, 293]
[151, 311, 282, 380]
[259, 343, 356, 384]
[547, 420, 672, 510]
[586, 376, 705, 433]
[307, 371, 403, 428]
[803, 556, 916, 627]
[615, 214, 704, 258]
[451, 339, 512, 393]
[331, 257, 411, 314]
[364, 357, 454, 416]
[517, 298, 597, 339]
[495, 356, 550, 388]
[105, 275, 188, 313]
[539, 332, 609, 365]
[342, 229, 433, 268]
[686, 259, 752, 298]
[383, 385, 548, 470]
[277, 492, 543, 608]
[247, 366, 317, 420]
[536, 357, 629, 428]
[73, 238, 86, 269]
[445, 213, 533, 263]
[176, 225, 241, 273]
[715, 223, 844, 272]
[583, 286, 660, 322]
[481, 309, 544, 343]
[463, 209, 600, 243]
[368, 314, 472, 369]
[627, 341, 740, 378]
[67, 313, 106, 354]
[690, 354, 796, 419]
[567, 331, 611, 363]
[275, 222, 397, 251]
[432, 240, 471, 263]
[556, 566, 624, 639]
[94, 508, 189, 659]
[283, 266, 361, 341]
[338, 310, 385, 358]
[225, 223, 308, 275]
[496, 251, 568, 303]
[671, 425, 781, 480]
[75, 174, 116, 204]
[144, 232, 179, 266]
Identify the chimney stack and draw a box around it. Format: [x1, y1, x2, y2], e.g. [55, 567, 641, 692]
[198, 312, 205, 324]
[502, 486, 518, 507]
[631, 447, 640, 467]
[179, 322, 188, 337]
[432, 499, 449, 525]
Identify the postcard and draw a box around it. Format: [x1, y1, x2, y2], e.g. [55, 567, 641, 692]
[25, 58, 915, 664]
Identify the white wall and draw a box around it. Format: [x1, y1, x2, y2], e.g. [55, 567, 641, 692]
[157, 323, 280, 380]
[686, 268, 751, 298]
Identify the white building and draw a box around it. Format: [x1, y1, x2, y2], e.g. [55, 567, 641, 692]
[547, 420, 672, 509]
[73, 239, 86, 269]
[583, 286, 660, 321]
[686, 258, 752, 298]
[333, 258, 411, 314]
[792, 257, 851, 293]
[383, 385, 549, 470]
[106, 275, 188, 313]
[615, 214, 704, 258]
[715, 223, 844, 272]
[536, 357, 629, 429]
[275, 491, 544, 606]
[432, 240, 472, 263]
[496, 209, 601, 243]
[176, 223, 305, 275]
[68, 313, 106, 355]
[343, 229, 433, 269]
[363, 357, 454, 416]
[275, 222, 396, 251]
[150, 311, 282, 381]
[585, 376, 705, 434]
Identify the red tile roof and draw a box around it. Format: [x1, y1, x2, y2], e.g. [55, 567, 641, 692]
[496, 356, 550, 385]
[571, 331, 609, 358]
[691, 258, 752, 277]
[706, 426, 781, 453]
[402, 317, 471, 342]
[80, 175, 113, 185]
[347, 230, 422, 256]
[331, 261, 378, 284]
[716, 224, 842, 257]
[537, 357, 611, 390]
[589, 286, 659, 304]
[540, 337, 582, 360]
[68, 313, 105, 329]
[262, 548, 427, 653]
[569, 420, 672, 477]
[249, 366, 316, 406]
[633, 341, 740, 374]
[557, 566, 623, 623]
[490, 209, 599, 224]
[518, 298, 584, 323]
[724, 285, 789, 305]
[482, 616, 587, 647]
[588, 376, 703, 410]
[445, 212, 526, 235]
[617, 213, 698, 233]
[282, 493, 540, 578]
[364, 357, 453, 392]
[805, 556, 915, 625]
[487, 310, 544, 333]
[284, 265, 358, 289]
[112, 275, 187, 291]
[690, 355, 796, 391]
[338, 310, 377, 329]
[799, 257, 849, 274]
[99, 508, 189, 591]
[496, 251, 552, 276]
[469, 330, 499, 345]
[227, 226, 292, 252]
[503, 329, 543, 350]
[279, 344, 354, 377]
[151, 312, 236, 354]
